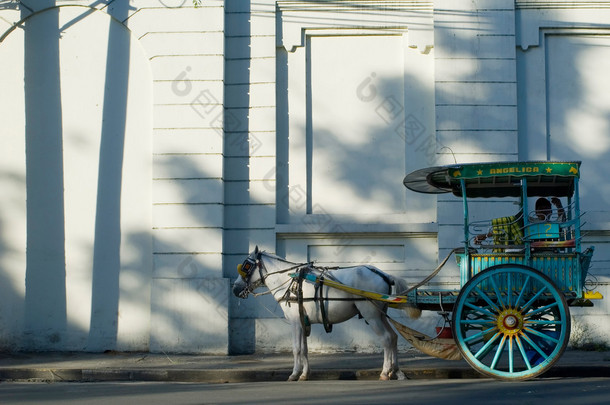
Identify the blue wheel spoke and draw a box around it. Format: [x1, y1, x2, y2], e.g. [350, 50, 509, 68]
[525, 319, 562, 326]
[521, 333, 549, 361]
[525, 301, 559, 318]
[521, 286, 548, 313]
[524, 327, 560, 344]
[515, 335, 532, 370]
[490, 334, 507, 370]
[464, 301, 497, 318]
[508, 336, 514, 373]
[464, 326, 497, 343]
[514, 275, 531, 308]
[474, 332, 502, 359]
[489, 275, 506, 309]
[507, 275, 512, 308]
[474, 286, 501, 313]
[460, 319, 495, 325]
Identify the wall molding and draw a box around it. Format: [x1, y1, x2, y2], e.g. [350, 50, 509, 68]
[517, 5, 610, 49]
[277, 1, 432, 12]
[517, 1, 610, 9]
[277, 0, 433, 52]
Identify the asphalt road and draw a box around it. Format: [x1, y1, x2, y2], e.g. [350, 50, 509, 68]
[1, 377, 609, 405]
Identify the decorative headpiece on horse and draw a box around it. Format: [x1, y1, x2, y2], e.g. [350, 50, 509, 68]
[237, 246, 260, 281]
[234, 246, 264, 299]
[237, 257, 256, 279]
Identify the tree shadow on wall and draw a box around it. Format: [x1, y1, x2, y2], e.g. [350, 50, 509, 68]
[6, 2, 142, 351]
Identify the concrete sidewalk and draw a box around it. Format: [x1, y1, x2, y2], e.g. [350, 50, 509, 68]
[0, 349, 609, 383]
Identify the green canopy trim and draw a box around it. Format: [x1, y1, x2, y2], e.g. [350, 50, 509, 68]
[448, 161, 580, 180]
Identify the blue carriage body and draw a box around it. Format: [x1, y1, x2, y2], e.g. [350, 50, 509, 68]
[460, 252, 591, 298]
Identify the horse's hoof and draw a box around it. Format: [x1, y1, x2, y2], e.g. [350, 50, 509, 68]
[379, 374, 390, 381]
[391, 370, 407, 380]
[298, 374, 309, 381]
[287, 375, 299, 382]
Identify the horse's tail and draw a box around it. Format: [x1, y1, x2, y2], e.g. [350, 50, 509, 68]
[391, 276, 422, 319]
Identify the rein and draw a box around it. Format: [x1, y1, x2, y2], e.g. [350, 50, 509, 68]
[396, 247, 460, 295]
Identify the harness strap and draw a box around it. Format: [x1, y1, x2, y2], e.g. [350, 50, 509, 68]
[297, 266, 394, 334]
[297, 266, 311, 337]
[283, 297, 368, 303]
[365, 265, 394, 292]
[316, 276, 333, 333]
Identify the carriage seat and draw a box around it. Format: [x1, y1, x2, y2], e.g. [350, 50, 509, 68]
[530, 239, 576, 249]
[524, 219, 577, 250]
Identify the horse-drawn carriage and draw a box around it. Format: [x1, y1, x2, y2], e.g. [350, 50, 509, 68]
[233, 161, 601, 381]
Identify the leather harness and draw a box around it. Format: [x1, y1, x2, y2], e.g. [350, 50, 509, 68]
[279, 264, 394, 337]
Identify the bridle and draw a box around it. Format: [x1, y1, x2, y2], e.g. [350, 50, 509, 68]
[236, 251, 311, 299]
[236, 251, 265, 298]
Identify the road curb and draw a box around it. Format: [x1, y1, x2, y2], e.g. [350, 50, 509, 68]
[1, 365, 609, 383]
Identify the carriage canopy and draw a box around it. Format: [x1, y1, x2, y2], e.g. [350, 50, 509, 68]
[403, 161, 581, 198]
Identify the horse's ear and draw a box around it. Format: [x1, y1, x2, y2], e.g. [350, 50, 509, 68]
[254, 245, 259, 254]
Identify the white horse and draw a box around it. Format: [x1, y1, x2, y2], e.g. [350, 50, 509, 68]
[232, 246, 421, 381]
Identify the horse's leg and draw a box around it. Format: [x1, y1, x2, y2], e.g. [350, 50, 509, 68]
[288, 320, 304, 381]
[298, 328, 310, 381]
[356, 303, 404, 380]
[379, 315, 407, 380]
[372, 312, 407, 380]
[380, 313, 406, 380]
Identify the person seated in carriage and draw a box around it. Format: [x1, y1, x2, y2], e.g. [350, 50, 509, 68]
[535, 197, 565, 222]
[528, 197, 574, 251]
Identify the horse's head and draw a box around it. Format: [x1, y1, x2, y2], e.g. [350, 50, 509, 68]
[232, 246, 265, 299]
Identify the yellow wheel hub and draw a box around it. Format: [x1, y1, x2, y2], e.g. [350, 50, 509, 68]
[496, 308, 524, 335]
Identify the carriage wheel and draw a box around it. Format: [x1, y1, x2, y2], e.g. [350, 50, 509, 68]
[452, 264, 570, 380]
